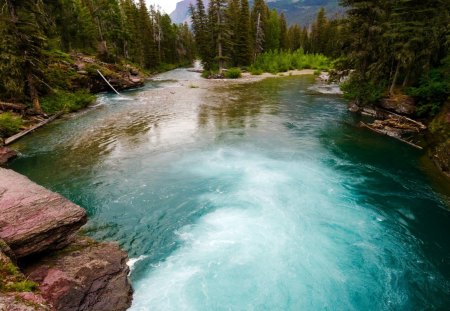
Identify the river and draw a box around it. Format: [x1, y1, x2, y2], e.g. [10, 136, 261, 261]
[9, 68, 450, 310]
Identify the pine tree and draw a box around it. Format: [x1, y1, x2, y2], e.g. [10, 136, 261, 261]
[236, 0, 252, 66]
[191, 0, 214, 69]
[310, 8, 328, 54]
[278, 13, 288, 50]
[251, 0, 268, 59]
[226, 0, 240, 67]
[208, 0, 229, 73]
[265, 9, 280, 51]
[0, 0, 48, 111]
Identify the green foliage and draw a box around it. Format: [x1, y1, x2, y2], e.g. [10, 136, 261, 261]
[408, 68, 450, 117]
[339, 0, 449, 111]
[41, 90, 96, 114]
[341, 74, 386, 105]
[251, 49, 330, 74]
[250, 68, 264, 75]
[0, 113, 23, 138]
[3, 262, 20, 276]
[4, 280, 38, 293]
[0, 0, 196, 104]
[224, 68, 242, 79]
[0, 260, 38, 293]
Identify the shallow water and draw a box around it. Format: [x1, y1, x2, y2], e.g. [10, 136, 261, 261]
[9, 69, 450, 310]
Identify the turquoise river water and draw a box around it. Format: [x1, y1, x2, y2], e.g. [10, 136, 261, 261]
[9, 69, 450, 310]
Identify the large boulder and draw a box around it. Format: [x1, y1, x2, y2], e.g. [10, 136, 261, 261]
[0, 168, 87, 258]
[24, 236, 133, 311]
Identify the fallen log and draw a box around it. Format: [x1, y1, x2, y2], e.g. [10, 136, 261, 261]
[5, 112, 63, 145]
[0, 101, 26, 112]
[97, 69, 120, 95]
[359, 121, 423, 150]
[378, 108, 427, 130]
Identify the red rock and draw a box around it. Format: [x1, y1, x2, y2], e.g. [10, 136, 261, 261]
[25, 237, 133, 311]
[0, 168, 87, 258]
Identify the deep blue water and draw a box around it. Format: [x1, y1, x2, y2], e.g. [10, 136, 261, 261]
[9, 70, 450, 310]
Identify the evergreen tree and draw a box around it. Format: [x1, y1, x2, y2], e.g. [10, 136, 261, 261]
[190, 0, 214, 69]
[310, 8, 328, 54]
[0, 0, 48, 111]
[251, 0, 268, 59]
[208, 0, 229, 73]
[278, 13, 288, 50]
[265, 9, 280, 51]
[236, 0, 252, 66]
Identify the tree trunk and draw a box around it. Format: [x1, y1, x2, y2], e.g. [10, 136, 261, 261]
[390, 62, 400, 95]
[27, 73, 42, 113]
[402, 69, 410, 87]
[217, 9, 224, 74]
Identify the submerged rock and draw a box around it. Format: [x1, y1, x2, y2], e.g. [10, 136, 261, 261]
[0, 168, 87, 258]
[24, 236, 133, 311]
[0, 147, 17, 166]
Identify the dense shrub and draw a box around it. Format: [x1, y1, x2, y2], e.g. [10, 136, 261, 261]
[224, 68, 242, 79]
[0, 112, 23, 138]
[341, 74, 386, 105]
[408, 66, 450, 117]
[41, 89, 96, 114]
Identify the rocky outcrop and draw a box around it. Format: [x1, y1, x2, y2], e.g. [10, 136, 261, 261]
[0, 168, 133, 310]
[24, 237, 132, 311]
[71, 54, 144, 93]
[380, 94, 416, 115]
[0, 147, 17, 166]
[0, 168, 87, 258]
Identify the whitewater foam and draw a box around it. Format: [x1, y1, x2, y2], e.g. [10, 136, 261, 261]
[129, 148, 419, 310]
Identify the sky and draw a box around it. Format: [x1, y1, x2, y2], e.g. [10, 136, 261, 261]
[146, 0, 180, 14]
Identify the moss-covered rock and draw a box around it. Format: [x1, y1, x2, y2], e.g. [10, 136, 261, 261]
[0, 248, 52, 310]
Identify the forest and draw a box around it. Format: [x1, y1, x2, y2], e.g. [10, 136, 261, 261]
[0, 0, 449, 137]
[0, 0, 195, 120]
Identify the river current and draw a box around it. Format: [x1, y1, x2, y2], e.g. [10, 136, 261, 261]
[9, 69, 450, 310]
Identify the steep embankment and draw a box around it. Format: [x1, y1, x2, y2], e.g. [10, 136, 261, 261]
[427, 103, 450, 177]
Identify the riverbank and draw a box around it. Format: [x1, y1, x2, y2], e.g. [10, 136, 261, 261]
[0, 168, 132, 310]
[0, 68, 315, 153]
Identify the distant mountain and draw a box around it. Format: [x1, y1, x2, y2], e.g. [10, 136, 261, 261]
[169, 0, 343, 26]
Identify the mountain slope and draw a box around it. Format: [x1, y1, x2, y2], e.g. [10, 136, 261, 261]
[170, 0, 343, 26]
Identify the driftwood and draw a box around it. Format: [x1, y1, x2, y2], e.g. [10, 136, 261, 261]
[97, 70, 120, 95]
[0, 101, 27, 112]
[359, 122, 423, 150]
[378, 108, 427, 130]
[5, 112, 63, 145]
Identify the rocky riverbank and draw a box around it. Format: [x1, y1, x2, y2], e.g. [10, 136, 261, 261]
[0, 168, 132, 310]
[0, 52, 145, 148]
[349, 99, 450, 178]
